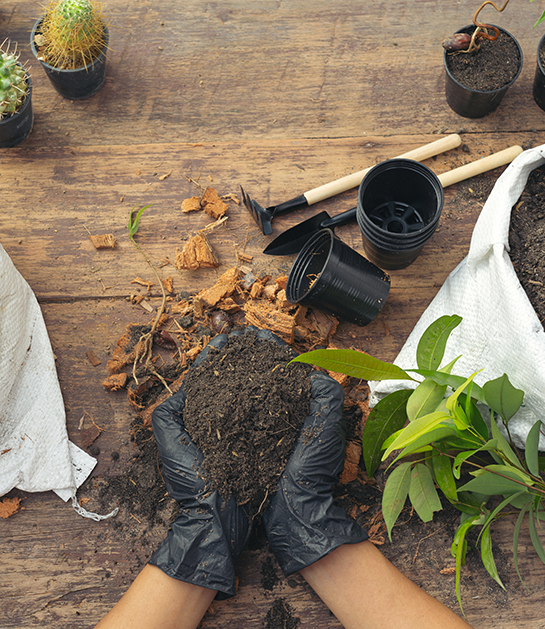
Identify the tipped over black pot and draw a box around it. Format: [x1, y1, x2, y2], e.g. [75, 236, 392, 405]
[285, 228, 390, 327]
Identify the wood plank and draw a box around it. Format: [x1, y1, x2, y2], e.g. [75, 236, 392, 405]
[1, 1, 545, 148]
[0, 133, 535, 301]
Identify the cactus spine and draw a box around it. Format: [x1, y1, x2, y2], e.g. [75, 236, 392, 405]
[0, 42, 29, 119]
[41, 0, 106, 70]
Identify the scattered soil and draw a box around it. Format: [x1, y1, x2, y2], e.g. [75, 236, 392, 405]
[183, 331, 313, 519]
[263, 598, 301, 629]
[509, 164, 545, 323]
[445, 28, 520, 91]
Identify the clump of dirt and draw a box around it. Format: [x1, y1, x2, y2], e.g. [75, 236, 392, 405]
[509, 164, 545, 323]
[260, 556, 281, 591]
[183, 332, 313, 518]
[263, 598, 301, 629]
[445, 29, 520, 91]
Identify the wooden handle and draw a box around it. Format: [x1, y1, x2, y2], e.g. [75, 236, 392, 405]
[303, 134, 462, 205]
[438, 145, 523, 188]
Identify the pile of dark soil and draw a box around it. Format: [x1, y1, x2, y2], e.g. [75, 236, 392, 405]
[183, 332, 313, 518]
[264, 598, 301, 629]
[509, 164, 545, 323]
[445, 30, 520, 91]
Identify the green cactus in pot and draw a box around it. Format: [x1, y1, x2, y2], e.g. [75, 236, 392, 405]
[0, 41, 30, 119]
[37, 0, 107, 70]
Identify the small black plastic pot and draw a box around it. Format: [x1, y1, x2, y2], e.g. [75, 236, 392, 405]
[285, 228, 390, 327]
[0, 73, 33, 148]
[356, 159, 444, 271]
[533, 31, 545, 112]
[444, 25, 523, 119]
[30, 19, 108, 100]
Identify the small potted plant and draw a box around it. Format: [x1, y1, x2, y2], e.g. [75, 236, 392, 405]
[442, 0, 523, 118]
[0, 40, 33, 148]
[30, 0, 109, 100]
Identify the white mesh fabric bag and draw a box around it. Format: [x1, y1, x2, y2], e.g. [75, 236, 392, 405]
[370, 144, 545, 449]
[0, 243, 116, 519]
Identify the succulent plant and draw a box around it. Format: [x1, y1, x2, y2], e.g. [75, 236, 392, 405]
[39, 0, 107, 70]
[0, 42, 29, 119]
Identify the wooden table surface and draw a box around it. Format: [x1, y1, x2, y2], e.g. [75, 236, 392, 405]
[1, 1, 545, 627]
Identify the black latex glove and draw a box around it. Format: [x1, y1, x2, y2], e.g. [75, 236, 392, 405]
[263, 371, 369, 576]
[148, 333, 250, 600]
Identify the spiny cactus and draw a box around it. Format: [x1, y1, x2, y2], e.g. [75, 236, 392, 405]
[0, 43, 29, 119]
[40, 0, 106, 70]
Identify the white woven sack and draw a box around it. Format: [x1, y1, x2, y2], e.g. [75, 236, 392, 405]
[0, 243, 117, 519]
[370, 144, 545, 449]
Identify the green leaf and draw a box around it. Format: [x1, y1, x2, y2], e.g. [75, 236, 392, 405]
[407, 378, 447, 422]
[513, 504, 530, 584]
[390, 426, 458, 465]
[382, 462, 412, 540]
[483, 374, 524, 423]
[529, 506, 545, 564]
[431, 448, 458, 502]
[525, 421, 543, 477]
[480, 526, 505, 589]
[446, 371, 482, 415]
[382, 411, 451, 460]
[450, 491, 485, 515]
[290, 349, 414, 382]
[490, 417, 521, 468]
[451, 514, 481, 612]
[459, 393, 489, 441]
[458, 466, 531, 496]
[452, 440, 498, 479]
[479, 492, 527, 540]
[415, 314, 462, 370]
[128, 204, 151, 239]
[411, 370, 485, 403]
[362, 389, 412, 477]
[408, 463, 442, 522]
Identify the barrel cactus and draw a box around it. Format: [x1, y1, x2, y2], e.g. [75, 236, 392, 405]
[40, 0, 107, 70]
[0, 43, 29, 119]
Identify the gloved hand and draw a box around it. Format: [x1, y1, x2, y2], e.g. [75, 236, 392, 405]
[148, 333, 250, 600]
[263, 371, 369, 576]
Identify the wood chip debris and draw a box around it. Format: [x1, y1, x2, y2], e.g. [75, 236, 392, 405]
[131, 277, 154, 291]
[86, 351, 102, 367]
[0, 496, 22, 519]
[181, 186, 229, 219]
[88, 233, 117, 249]
[175, 233, 220, 270]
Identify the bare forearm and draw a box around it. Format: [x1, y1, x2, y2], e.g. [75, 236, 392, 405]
[300, 541, 475, 629]
[94, 564, 216, 629]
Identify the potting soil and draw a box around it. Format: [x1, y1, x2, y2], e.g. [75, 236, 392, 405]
[509, 163, 545, 323]
[445, 30, 520, 91]
[182, 331, 313, 519]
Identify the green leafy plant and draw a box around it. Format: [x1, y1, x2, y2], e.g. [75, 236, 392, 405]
[292, 315, 545, 611]
[37, 0, 107, 69]
[0, 41, 30, 119]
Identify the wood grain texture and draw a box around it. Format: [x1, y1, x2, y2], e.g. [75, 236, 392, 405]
[1, 0, 545, 627]
[1, 0, 545, 147]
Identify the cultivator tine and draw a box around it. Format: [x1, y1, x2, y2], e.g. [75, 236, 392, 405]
[240, 186, 274, 235]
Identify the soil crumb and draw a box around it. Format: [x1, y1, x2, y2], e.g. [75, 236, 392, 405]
[509, 164, 545, 323]
[264, 598, 301, 629]
[183, 332, 312, 518]
[261, 555, 280, 591]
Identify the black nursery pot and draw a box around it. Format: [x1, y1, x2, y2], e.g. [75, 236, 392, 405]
[356, 159, 444, 271]
[533, 31, 545, 112]
[0, 73, 33, 148]
[285, 228, 390, 327]
[444, 25, 523, 119]
[30, 20, 108, 100]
